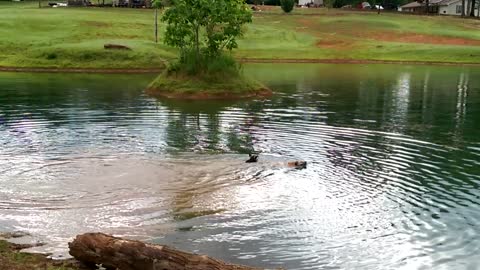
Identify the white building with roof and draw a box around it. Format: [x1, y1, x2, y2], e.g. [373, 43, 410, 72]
[298, 0, 323, 6]
[438, 0, 479, 16]
[400, 0, 479, 16]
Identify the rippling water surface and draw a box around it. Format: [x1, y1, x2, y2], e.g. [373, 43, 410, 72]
[0, 64, 479, 269]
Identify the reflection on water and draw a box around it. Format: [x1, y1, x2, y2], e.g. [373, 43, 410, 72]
[0, 64, 479, 269]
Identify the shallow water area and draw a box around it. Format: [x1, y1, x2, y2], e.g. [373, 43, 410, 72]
[0, 64, 479, 269]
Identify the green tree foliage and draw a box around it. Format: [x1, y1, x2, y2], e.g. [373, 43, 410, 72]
[280, 0, 294, 12]
[162, 0, 252, 69]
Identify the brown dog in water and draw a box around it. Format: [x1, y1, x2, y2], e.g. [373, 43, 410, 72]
[287, 161, 307, 169]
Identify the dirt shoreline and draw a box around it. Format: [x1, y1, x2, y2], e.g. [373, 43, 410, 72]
[241, 58, 480, 66]
[146, 87, 273, 100]
[1, 58, 480, 74]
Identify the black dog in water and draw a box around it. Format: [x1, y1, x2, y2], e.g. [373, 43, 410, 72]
[245, 153, 259, 163]
[246, 154, 307, 169]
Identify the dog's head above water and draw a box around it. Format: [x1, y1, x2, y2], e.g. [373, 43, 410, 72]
[245, 153, 259, 163]
[287, 161, 307, 169]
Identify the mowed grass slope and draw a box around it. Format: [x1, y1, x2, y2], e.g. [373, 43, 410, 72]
[0, 2, 479, 68]
[0, 1, 174, 68]
[238, 9, 480, 62]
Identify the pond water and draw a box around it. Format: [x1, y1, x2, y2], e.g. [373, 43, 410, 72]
[0, 64, 479, 269]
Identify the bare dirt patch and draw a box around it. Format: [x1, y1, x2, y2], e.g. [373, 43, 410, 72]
[316, 39, 354, 49]
[370, 31, 480, 46]
[296, 18, 357, 49]
[296, 16, 480, 48]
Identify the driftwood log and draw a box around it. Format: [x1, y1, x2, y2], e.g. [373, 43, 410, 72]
[104, 44, 132, 50]
[69, 233, 262, 270]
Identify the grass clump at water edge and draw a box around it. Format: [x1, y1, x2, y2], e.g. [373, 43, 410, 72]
[0, 239, 84, 270]
[147, 53, 271, 99]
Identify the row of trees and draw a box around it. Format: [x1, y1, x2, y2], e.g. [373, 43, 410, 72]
[460, 0, 479, 17]
[248, 0, 479, 13]
[246, 0, 410, 9]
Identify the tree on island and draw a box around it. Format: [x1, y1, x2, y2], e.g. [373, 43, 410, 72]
[147, 0, 271, 99]
[162, 0, 252, 73]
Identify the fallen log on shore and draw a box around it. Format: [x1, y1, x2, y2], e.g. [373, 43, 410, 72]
[69, 233, 262, 270]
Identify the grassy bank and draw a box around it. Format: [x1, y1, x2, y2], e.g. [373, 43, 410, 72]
[0, 240, 83, 270]
[0, 2, 479, 68]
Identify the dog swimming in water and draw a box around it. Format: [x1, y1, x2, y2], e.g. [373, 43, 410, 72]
[245, 153, 259, 163]
[246, 154, 307, 169]
[287, 161, 307, 169]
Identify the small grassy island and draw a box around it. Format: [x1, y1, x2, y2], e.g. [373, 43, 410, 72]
[147, 71, 271, 99]
[146, 0, 271, 99]
[147, 56, 271, 99]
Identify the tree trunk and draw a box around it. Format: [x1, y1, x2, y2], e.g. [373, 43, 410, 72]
[39, 0, 41, 8]
[155, 8, 158, 43]
[194, 24, 200, 67]
[69, 233, 262, 270]
[425, 0, 429, 14]
[462, 0, 466, 16]
[470, 0, 475, 16]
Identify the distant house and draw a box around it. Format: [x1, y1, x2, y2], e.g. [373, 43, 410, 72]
[399, 1, 424, 12]
[400, 0, 479, 16]
[298, 0, 324, 7]
[437, 0, 479, 15]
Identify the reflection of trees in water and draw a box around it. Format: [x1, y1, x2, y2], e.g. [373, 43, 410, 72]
[165, 112, 200, 151]
[0, 73, 152, 127]
[226, 125, 255, 154]
[163, 107, 258, 153]
[327, 67, 477, 147]
[386, 73, 410, 133]
[453, 71, 469, 147]
[161, 65, 479, 155]
[205, 113, 221, 151]
[0, 73, 154, 155]
[161, 99, 269, 153]
[408, 69, 477, 146]
[321, 68, 479, 208]
[228, 102, 265, 154]
[163, 110, 226, 152]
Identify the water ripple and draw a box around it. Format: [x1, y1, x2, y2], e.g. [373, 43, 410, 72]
[0, 67, 480, 268]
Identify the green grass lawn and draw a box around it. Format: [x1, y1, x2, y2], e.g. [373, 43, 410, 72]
[0, 239, 82, 270]
[0, 1, 479, 68]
